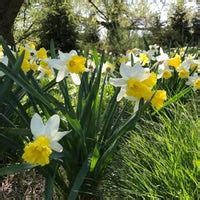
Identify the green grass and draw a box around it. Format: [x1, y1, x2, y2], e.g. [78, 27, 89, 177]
[104, 99, 200, 199]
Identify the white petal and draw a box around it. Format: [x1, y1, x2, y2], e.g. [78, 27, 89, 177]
[51, 131, 70, 141]
[56, 70, 66, 82]
[117, 88, 126, 101]
[58, 50, 71, 61]
[31, 113, 45, 138]
[120, 63, 131, 78]
[45, 115, 60, 138]
[133, 65, 149, 81]
[110, 78, 126, 87]
[48, 59, 65, 70]
[70, 73, 81, 85]
[69, 50, 77, 56]
[50, 141, 63, 152]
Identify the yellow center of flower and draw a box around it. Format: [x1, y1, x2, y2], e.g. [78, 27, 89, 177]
[66, 55, 86, 74]
[142, 72, 157, 87]
[163, 70, 172, 79]
[126, 79, 153, 100]
[167, 54, 181, 69]
[22, 136, 52, 166]
[178, 69, 189, 79]
[151, 90, 167, 110]
[194, 79, 200, 90]
[37, 48, 48, 59]
[139, 53, 149, 65]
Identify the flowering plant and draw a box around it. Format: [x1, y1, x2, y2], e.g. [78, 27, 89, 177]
[0, 36, 198, 199]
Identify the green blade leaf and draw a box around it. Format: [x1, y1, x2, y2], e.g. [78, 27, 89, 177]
[68, 158, 90, 200]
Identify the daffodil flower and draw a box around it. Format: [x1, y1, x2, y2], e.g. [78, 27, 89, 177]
[48, 50, 87, 84]
[22, 113, 70, 166]
[157, 63, 172, 79]
[102, 61, 115, 74]
[177, 61, 190, 79]
[110, 63, 157, 112]
[167, 54, 181, 69]
[186, 73, 200, 90]
[156, 48, 169, 63]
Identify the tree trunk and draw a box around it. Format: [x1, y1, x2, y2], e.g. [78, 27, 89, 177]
[0, 0, 24, 46]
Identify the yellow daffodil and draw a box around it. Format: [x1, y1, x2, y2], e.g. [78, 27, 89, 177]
[48, 50, 87, 84]
[22, 113, 70, 166]
[139, 53, 150, 65]
[110, 63, 157, 112]
[186, 73, 200, 90]
[151, 90, 167, 110]
[168, 54, 181, 69]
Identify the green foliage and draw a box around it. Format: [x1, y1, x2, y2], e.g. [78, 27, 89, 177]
[0, 37, 145, 199]
[37, 0, 77, 51]
[105, 100, 200, 199]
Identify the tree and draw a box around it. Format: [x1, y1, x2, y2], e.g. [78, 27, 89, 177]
[0, 0, 24, 46]
[191, 13, 200, 45]
[37, 0, 78, 51]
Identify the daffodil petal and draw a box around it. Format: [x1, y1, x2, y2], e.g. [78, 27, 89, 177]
[70, 73, 81, 85]
[31, 113, 45, 138]
[45, 114, 60, 138]
[50, 141, 63, 152]
[69, 50, 77, 56]
[58, 50, 71, 61]
[48, 59, 65, 70]
[51, 131, 70, 141]
[117, 88, 126, 101]
[120, 63, 131, 78]
[110, 78, 126, 87]
[56, 70, 66, 82]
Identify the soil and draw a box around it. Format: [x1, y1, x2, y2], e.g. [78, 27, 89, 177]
[0, 169, 45, 200]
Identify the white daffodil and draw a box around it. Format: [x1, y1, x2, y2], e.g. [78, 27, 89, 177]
[177, 60, 191, 79]
[102, 61, 115, 74]
[147, 45, 160, 60]
[110, 63, 157, 112]
[186, 73, 200, 91]
[156, 48, 169, 63]
[48, 50, 87, 84]
[22, 113, 70, 166]
[184, 57, 200, 72]
[157, 63, 173, 79]
[30, 113, 69, 152]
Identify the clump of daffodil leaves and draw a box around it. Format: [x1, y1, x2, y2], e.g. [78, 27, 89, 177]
[0, 36, 199, 199]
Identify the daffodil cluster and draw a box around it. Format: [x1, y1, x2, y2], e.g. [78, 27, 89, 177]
[110, 63, 166, 111]
[117, 45, 200, 92]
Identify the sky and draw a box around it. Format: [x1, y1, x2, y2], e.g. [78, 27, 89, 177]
[129, 0, 199, 22]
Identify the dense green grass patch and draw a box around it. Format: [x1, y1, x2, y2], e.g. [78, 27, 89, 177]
[105, 100, 200, 199]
